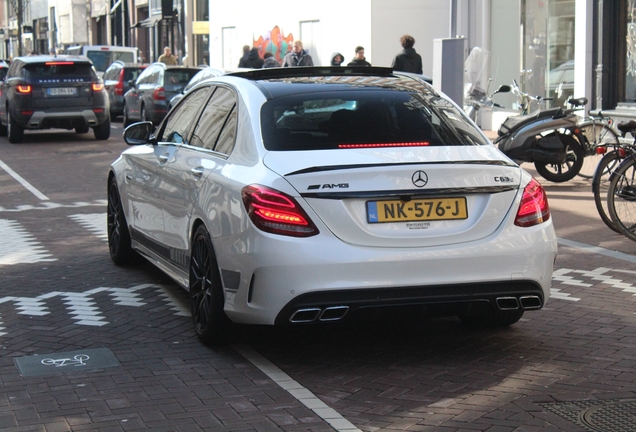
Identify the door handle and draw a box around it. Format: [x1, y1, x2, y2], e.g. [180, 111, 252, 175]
[191, 167, 204, 178]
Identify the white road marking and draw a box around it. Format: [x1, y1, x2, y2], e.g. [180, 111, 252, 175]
[0, 158, 49, 201]
[0, 219, 56, 265]
[233, 343, 361, 432]
[558, 237, 636, 264]
[69, 213, 107, 240]
[0, 200, 106, 213]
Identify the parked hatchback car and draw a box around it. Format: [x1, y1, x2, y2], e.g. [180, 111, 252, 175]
[122, 62, 201, 126]
[108, 66, 557, 344]
[0, 55, 110, 143]
[103, 61, 147, 119]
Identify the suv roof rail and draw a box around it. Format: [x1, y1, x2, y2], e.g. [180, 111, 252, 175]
[228, 66, 395, 80]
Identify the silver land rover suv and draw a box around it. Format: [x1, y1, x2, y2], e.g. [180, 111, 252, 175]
[0, 55, 110, 143]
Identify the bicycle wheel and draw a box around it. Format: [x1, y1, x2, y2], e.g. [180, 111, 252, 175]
[592, 150, 623, 233]
[578, 123, 620, 178]
[607, 156, 636, 242]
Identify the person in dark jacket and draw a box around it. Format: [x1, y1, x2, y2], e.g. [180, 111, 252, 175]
[263, 51, 281, 68]
[237, 45, 250, 67]
[330, 52, 344, 66]
[239, 46, 264, 68]
[392, 35, 423, 74]
[347, 46, 371, 67]
[282, 40, 314, 67]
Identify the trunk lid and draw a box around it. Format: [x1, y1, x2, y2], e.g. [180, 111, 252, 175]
[263, 146, 522, 247]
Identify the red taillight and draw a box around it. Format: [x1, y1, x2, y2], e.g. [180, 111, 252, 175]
[114, 69, 125, 95]
[153, 86, 165, 100]
[618, 147, 627, 158]
[514, 178, 550, 227]
[17, 85, 32, 94]
[596, 146, 607, 155]
[338, 142, 430, 148]
[92, 83, 104, 91]
[242, 185, 319, 237]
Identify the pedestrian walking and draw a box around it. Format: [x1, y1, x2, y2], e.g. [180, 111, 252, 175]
[158, 47, 178, 65]
[238, 45, 250, 67]
[392, 35, 423, 74]
[347, 46, 371, 67]
[330, 52, 344, 66]
[282, 40, 314, 67]
[263, 52, 281, 68]
[239, 46, 264, 68]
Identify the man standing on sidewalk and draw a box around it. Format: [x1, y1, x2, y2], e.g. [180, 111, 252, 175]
[158, 47, 178, 65]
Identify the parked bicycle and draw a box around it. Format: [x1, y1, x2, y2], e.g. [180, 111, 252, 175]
[605, 120, 636, 241]
[591, 121, 634, 233]
[576, 110, 620, 178]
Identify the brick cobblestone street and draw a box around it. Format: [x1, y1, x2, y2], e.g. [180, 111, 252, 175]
[1, 126, 636, 431]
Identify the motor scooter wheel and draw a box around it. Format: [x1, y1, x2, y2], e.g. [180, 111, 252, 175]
[534, 132, 585, 182]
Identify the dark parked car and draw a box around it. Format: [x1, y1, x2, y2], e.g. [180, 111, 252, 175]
[0, 55, 110, 143]
[103, 61, 147, 119]
[168, 67, 224, 110]
[0, 60, 10, 81]
[122, 62, 201, 126]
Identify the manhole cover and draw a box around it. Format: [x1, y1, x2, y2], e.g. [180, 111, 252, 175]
[541, 399, 636, 432]
[14, 348, 120, 377]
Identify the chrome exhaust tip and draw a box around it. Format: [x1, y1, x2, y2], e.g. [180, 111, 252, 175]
[319, 306, 349, 321]
[496, 297, 520, 310]
[519, 296, 542, 310]
[289, 308, 321, 323]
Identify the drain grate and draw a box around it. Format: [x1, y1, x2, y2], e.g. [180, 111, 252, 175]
[541, 398, 636, 432]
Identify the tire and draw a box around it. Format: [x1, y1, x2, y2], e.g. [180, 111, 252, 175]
[607, 156, 636, 242]
[94, 118, 111, 140]
[459, 306, 524, 328]
[7, 110, 24, 144]
[0, 121, 7, 137]
[534, 132, 585, 182]
[189, 225, 233, 345]
[122, 104, 131, 127]
[107, 178, 138, 265]
[592, 150, 625, 233]
[75, 124, 90, 134]
[578, 123, 620, 179]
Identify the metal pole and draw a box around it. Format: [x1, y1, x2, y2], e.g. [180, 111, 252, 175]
[450, 0, 457, 37]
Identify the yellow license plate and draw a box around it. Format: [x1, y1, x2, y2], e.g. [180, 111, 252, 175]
[367, 197, 468, 223]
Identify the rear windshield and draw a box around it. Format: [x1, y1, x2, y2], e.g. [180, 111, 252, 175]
[86, 51, 135, 72]
[24, 63, 96, 82]
[260, 90, 489, 151]
[164, 69, 199, 87]
[124, 67, 145, 82]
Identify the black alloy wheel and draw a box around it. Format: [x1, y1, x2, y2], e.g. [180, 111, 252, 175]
[107, 178, 137, 265]
[189, 225, 232, 344]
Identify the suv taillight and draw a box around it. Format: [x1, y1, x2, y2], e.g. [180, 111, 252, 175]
[17, 85, 32, 94]
[114, 69, 125, 95]
[153, 86, 165, 100]
[92, 83, 104, 91]
[514, 178, 550, 227]
[242, 185, 319, 237]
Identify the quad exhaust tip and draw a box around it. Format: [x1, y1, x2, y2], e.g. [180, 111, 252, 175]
[289, 306, 349, 323]
[496, 296, 542, 311]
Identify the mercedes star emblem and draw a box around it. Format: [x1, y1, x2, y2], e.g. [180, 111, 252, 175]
[412, 170, 428, 188]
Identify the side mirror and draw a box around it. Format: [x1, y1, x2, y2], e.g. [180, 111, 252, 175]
[123, 121, 156, 146]
[494, 84, 511, 94]
[128, 79, 135, 88]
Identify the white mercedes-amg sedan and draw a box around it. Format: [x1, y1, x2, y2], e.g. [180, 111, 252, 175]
[108, 67, 557, 344]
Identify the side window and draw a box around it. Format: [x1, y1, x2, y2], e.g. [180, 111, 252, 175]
[136, 67, 151, 84]
[191, 87, 238, 154]
[160, 88, 211, 144]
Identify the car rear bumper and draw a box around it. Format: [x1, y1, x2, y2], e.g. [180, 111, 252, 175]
[215, 221, 557, 325]
[17, 109, 109, 129]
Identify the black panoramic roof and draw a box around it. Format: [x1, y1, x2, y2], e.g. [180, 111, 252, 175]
[228, 66, 395, 80]
[227, 66, 435, 99]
